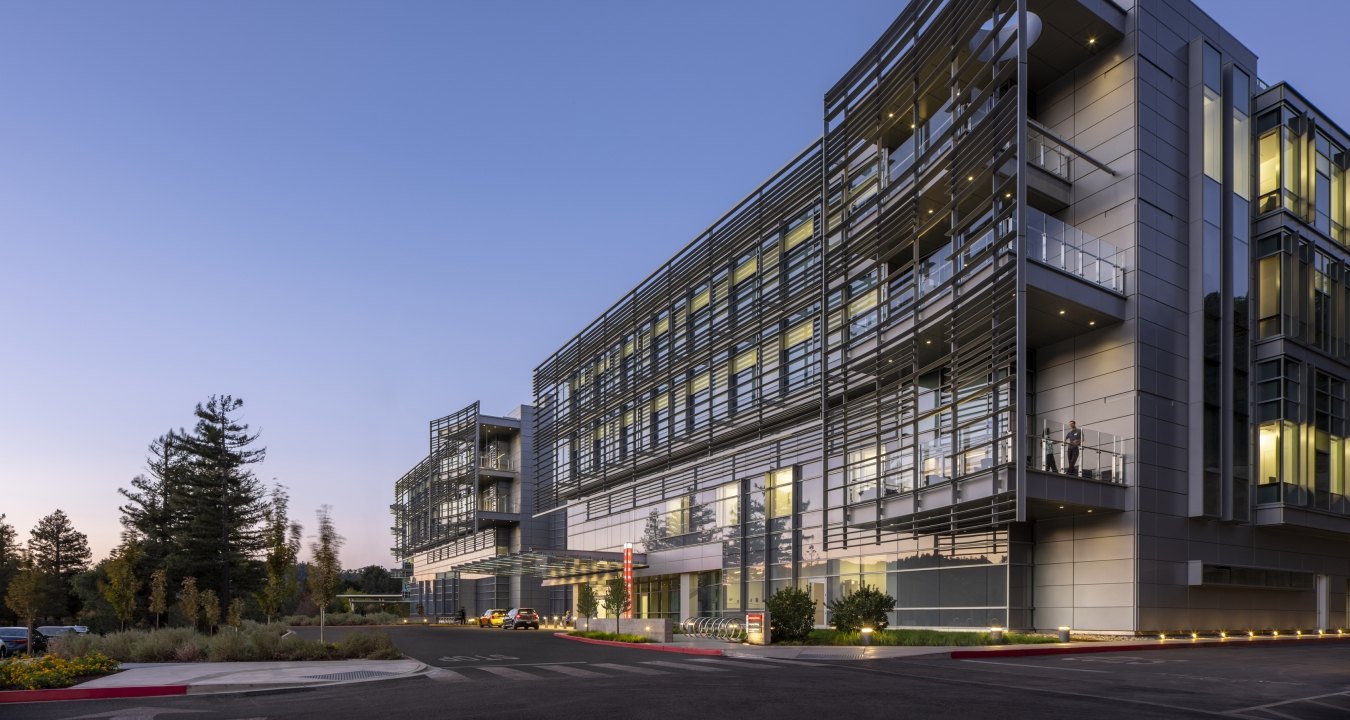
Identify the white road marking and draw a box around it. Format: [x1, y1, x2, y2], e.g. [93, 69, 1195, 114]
[532, 664, 608, 678]
[641, 660, 725, 673]
[591, 663, 669, 676]
[733, 655, 827, 667]
[473, 665, 539, 679]
[426, 668, 471, 682]
[961, 659, 1110, 673]
[687, 658, 773, 669]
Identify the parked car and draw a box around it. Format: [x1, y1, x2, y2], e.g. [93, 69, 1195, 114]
[501, 608, 539, 630]
[0, 627, 48, 657]
[37, 625, 86, 637]
[478, 609, 507, 628]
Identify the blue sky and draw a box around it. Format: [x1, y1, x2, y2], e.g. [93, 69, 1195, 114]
[1, 0, 1345, 568]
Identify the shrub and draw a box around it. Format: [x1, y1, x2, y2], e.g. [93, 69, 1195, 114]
[46, 624, 399, 663]
[337, 631, 402, 660]
[0, 652, 119, 690]
[566, 631, 652, 643]
[282, 612, 400, 627]
[206, 631, 250, 662]
[827, 583, 895, 633]
[765, 587, 816, 643]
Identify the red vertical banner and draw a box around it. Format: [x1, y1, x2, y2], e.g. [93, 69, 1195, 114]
[623, 542, 633, 619]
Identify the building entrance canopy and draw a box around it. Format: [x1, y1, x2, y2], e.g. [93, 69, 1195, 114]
[452, 548, 647, 586]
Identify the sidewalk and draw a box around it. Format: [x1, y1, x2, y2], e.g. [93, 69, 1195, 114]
[646, 636, 956, 660]
[79, 659, 425, 694]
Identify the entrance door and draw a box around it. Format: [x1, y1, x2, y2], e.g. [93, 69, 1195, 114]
[810, 580, 827, 627]
[1316, 575, 1329, 630]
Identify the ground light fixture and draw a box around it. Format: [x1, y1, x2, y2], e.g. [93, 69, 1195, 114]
[1158, 633, 1166, 641]
[1220, 631, 1228, 639]
[1248, 631, 1256, 638]
[1191, 632, 1199, 639]
[988, 626, 1004, 642]
[1058, 626, 1071, 642]
[861, 627, 874, 646]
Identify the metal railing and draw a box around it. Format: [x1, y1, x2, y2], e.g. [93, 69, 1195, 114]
[1028, 422, 1125, 484]
[680, 616, 746, 642]
[1025, 206, 1126, 293]
[1027, 129, 1072, 180]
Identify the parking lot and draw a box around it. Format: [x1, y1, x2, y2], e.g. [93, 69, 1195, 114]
[885, 642, 1350, 719]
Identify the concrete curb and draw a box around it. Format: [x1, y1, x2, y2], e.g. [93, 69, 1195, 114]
[552, 632, 724, 656]
[950, 635, 1350, 659]
[0, 685, 187, 704]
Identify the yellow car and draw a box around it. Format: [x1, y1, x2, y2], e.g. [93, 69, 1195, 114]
[478, 609, 507, 627]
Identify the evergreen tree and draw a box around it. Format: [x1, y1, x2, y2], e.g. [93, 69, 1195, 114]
[118, 430, 190, 583]
[180, 576, 202, 631]
[307, 506, 344, 642]
[178, 396, 268, 609]
[28, 510, 92, 620]
[0, 514, 19, 624]
[258, 485, 302, 624]
[149, 568, 169, 629]
[101, 542, 142, 631]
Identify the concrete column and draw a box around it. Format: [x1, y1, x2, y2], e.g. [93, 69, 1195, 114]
[680, 573, 696, 619]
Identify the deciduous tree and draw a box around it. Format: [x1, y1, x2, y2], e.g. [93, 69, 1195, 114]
[576, 584, 598, 632]
[149, 568, 168, 629]
[601, 576, 630, 633]
[308, 506, 344, 642]
[180, 576, 202, 631]
[100, 542, 143, 631]
[200, 589, 220, 634]
[258, 486, 302, 624]
[4, 553, 47, 649]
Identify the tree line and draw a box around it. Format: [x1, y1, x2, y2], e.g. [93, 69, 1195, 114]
[0, 395, 400, 638]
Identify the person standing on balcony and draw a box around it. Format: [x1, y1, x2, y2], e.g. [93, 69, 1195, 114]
[1065, 420, 1082, 475]
[1042, 430, 1058, 473]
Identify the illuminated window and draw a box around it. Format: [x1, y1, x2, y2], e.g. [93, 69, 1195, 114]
[766, 468, 794, 520]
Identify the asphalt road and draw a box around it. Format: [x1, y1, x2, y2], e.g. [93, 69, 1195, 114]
[8, 627, 1350, 719]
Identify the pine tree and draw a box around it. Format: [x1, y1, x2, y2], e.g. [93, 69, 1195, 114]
[101, 542, 143, 631]
[28, 510, 92, 620]
[149, 568, 168, 629]
[307, 506, 344, 643]
[178, 396, 268, 609]
[180, 576, 202, 631]
[258, 485, 302, 624]
[119, 431, 190, 583]
[0, 514, 19, 625]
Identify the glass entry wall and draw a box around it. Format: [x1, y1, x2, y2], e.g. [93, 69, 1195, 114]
[633, 575, 681, 619]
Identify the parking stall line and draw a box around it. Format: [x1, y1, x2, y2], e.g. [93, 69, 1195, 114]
[591, 663, 670, 676]
[641, 660, 725, 673]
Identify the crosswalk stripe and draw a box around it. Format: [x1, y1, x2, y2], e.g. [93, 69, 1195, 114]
[533, 664, 609, 678]
[686, 658, 772, 669]
[427, 668, 471, 682]
[591, 663, 670, 676]
[641, 660, 724, 673]
[733, 655, 827, 667]
[474, 665, 539, 679]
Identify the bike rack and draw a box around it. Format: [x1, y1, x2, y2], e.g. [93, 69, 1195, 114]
[680, 616, 746, 642]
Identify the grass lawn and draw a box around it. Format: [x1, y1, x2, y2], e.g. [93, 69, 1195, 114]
[566, 631, 653, 643]
[776, 628, 1062, 646]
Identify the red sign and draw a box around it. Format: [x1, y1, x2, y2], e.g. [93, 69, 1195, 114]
[623, 543, 633, 619]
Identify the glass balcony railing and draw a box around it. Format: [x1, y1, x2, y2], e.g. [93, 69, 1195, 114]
[479, 445, 513, 471]
[1028, 421, 1125, 484]
[477, 494, 517, 514]
[1025, 206, 1126, 293]
[1027, 129, 1072, 180]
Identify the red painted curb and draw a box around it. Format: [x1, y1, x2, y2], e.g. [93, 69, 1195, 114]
[950, 635, 1350, 659]
[552, 632, 724, 656]
[0, 685, 188, 704]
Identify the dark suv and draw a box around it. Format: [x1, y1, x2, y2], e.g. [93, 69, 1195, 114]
[501, 608, 539, 630]
[0, 627, 48, 657]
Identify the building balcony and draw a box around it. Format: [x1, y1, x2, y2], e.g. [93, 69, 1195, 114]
[1024, 206, 1128, 348]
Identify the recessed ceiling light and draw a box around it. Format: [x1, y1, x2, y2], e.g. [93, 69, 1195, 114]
[1088, 37, 1097, 45]
[928, 209, 934, 214]
[1089, 320, 1096, 326]
[1058, 505, 1064, 509]
[1005, 192, 1012, 198]
[925, 339, 932, 344]
[968, 176, 974, 181]
[1059, 310, 1066, 315]
[888, 112, 894, 118]
[910, 123, 916, 129]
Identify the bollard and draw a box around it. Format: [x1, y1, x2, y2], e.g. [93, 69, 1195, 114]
[861, 627, 874, 646]
[1057, 626, 1070, 643]
[988, 626, 1004, 643]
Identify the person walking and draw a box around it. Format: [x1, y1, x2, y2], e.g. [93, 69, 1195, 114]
[1065, 420, 1082, 475]
[1042, 430, 1058, 473]
[456, 607, 467, 625]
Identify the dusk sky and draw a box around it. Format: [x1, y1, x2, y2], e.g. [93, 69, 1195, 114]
[2, 0, 1345, 569]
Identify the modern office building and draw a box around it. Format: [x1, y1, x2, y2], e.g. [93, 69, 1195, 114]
[526, 0, 1350, 633]
[390, 402, 562, 618]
